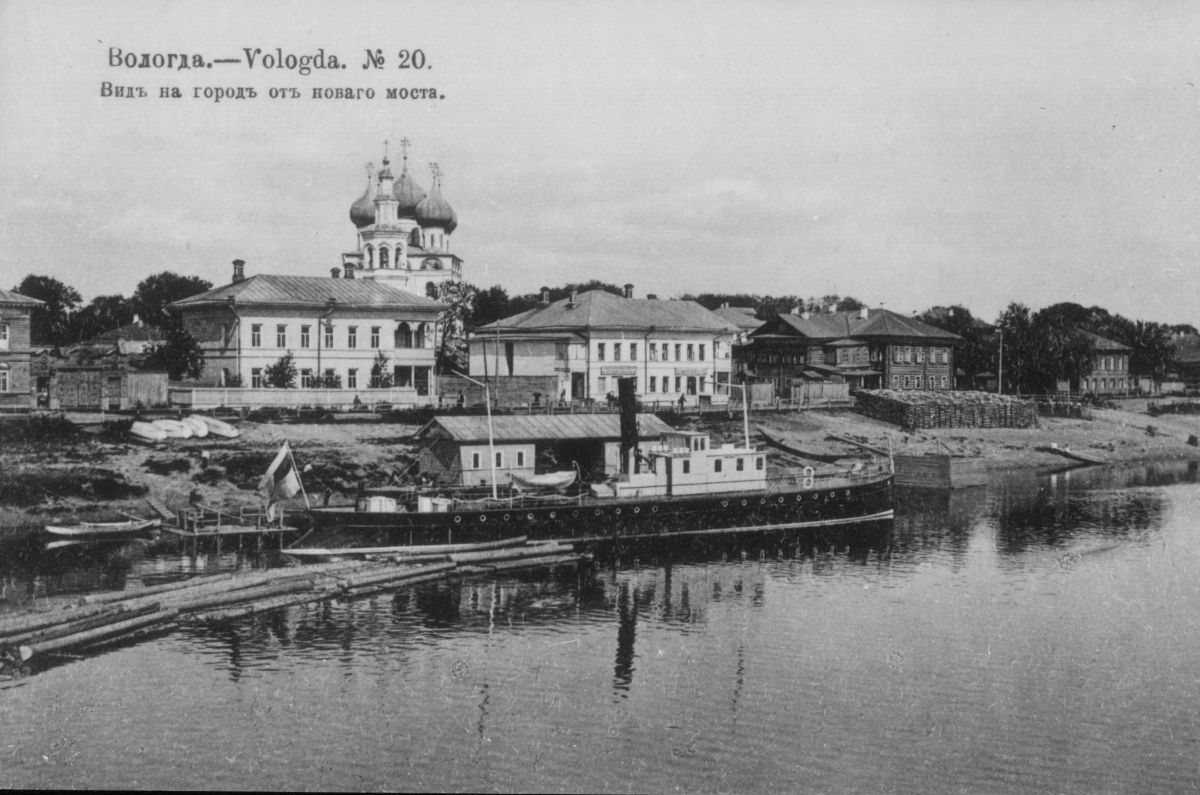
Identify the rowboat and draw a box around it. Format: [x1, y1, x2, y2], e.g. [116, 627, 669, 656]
[181, 416, 209, 438]
[510, 470, 577, 491]
[200, 415, 240, 438]
[130, 420, 167, 442]
[755, 425, 857, 464]
[44, 518, 162, 539]
[153, 419, 193, 438]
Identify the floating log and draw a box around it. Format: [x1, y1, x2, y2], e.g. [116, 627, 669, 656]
[334, 562, 457, 591]
[448, 544, 575, 565]
[2, 603, 161, 648]
[0, 602, 128, 639]
[20, 609, 180, 661]
[284, 536, 530, 559]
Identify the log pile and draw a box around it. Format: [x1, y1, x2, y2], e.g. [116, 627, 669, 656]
[855, 390, 1039, 431]
[0, 541, 584, 668]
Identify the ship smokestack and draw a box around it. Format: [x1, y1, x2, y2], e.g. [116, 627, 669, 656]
[617, 376, 638, 475]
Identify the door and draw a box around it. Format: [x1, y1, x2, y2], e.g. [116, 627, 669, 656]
[571, 372, 585, 400]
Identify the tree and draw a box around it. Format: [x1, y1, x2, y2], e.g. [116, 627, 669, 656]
[370, 350, 393, 387]
[319, 371, 343, 388]
[436, 280, 477, 374]
[919, 305, 994, 387]
[995, 303, 1036, 393]
[265, 351, 297, 388]
[131, 272, 212, 327]
[68, 294, 134, 343]
[142, 317, 205, 380]
[13, 274, 82, 345]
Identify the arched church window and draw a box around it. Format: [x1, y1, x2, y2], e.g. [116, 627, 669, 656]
[365, 245, 374, 268]
[425, 282, 438, 299]
[410, 228, 421, 247]
[395, 322, 413, 349]
[415, 322, 427, 348]
[380, 246, 390, 269]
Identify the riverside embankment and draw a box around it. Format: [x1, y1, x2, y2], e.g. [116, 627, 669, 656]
[2, 400, 1198, 545]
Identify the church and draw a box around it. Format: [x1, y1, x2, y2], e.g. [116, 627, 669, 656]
[172, 140, 463, 404]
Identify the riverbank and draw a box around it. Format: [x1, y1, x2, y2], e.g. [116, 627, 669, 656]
[2, 402, 1198, 543]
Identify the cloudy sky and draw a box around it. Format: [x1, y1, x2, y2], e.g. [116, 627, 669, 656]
[2, 0, 1198, 324]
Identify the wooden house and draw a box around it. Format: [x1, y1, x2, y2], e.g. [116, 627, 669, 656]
[0, 289, 43, 411]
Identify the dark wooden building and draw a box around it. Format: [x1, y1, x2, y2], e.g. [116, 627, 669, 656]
[742, 307, 960, 395]
[0, 289, 43, 411]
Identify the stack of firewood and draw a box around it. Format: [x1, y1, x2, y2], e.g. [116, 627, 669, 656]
[855, 390, 1039, 430]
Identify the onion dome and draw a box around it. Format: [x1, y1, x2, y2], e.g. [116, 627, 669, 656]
[415, 163, 458, 233]
[349, 164, 376, 228]
[393, 163, 426, 217]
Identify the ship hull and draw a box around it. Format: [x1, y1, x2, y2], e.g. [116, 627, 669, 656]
[305, 475, 894, 548]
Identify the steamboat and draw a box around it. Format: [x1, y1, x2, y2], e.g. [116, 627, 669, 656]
[304, 425, 894, 548]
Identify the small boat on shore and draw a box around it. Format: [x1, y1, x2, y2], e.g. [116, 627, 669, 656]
[755, 425, 856, 464]
[200, 415, 240, 438]
[153, 419, 193, 439]
[130, 420, 167, 443]
[181, 416, 209, 438]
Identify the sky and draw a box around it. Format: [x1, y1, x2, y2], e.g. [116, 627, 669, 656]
[1, 0, 1198, 325]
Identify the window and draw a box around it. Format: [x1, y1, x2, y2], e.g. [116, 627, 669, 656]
[736, 458, 744, 471]
[630, 343, 638, 361]
[682, 460, 690, 474]
[0, 324, 8, 350]
[891, 375, 900, 388]
[517, 451, 526, 467]
[714, 458, 723, 473]
[251, 368, 263, 388]
[597, 343, 606, 361]
[675, 376, 683, 392]
[699, 376, 706, 393]
[324, 368, 336, 384]
[251, 324, 262, 347]
[300, 325, 311, 348]
[0, 366, 8, 392]
[661, 344, 669, 362]
[650, 342, 658, 361]
[371, 327, 380, 348]
[472, 452, 481, 469]
[917, 347, 925, 363]
[597, 376, 606, 394]
[348, 326, 358, 348]
[687, 344, 694, 361]
[276, 324, 287, 348]
[903, 376, 911, 389]
[495, 451, 504, 468]
[649, 376, 657, 392]
[300, 369, 313, 388]
[914, 376, 922, 389]
[347, 368, 358, 389]
[614, 343, 622, 362]
[674, 344, 682, 361]
[395, 323, 413, 348]
[756, 457, 764, 470]
[698, 344, 705, 361]
[324, 324, 333, 349]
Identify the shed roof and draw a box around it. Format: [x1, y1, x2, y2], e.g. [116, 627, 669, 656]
[0, 289, 44, 307]
[419, 412, 675, 443]
[1080, 330, 1131, 352]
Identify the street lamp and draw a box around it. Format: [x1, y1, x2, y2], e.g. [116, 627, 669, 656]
[452, 370, 497, 499]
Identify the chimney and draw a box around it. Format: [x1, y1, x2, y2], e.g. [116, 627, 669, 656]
[344, 262, 355, 279]
[624, 283, 634, 299]
[567, 288, 577, 309]
[232, 259, 245, 283]
[792, 305, 802, 315]
[646, 294, 658, 300]
[331, 267, 341, 279]
[540, 286, 550, 305]
[721, 302, 729, 309]
[860, 307, 870, 320]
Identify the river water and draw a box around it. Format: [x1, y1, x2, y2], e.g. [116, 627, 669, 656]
[2, 461, 1200, 792]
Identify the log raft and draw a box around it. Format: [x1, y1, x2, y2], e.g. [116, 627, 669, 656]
[0, 540, 587, 667]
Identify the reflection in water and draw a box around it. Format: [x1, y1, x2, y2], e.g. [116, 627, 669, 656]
[3, 462, 1200, 793]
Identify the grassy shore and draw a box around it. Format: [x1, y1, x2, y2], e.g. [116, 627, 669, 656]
[2, 401, 1197, 542]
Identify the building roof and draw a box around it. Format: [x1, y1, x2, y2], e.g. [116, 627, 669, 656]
[1080, 331, 1131, 352]
[476, 290, 739, 335]
[170, 274, 442, 312]
[752, 308, 960, 343]
[712, 306, 763, 331]
[419, 412, 676, 443]
[0, 289, 44, 307]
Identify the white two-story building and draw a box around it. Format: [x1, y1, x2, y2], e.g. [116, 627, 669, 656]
[468, 286, 739, 406]
[172, 260, 443, 396]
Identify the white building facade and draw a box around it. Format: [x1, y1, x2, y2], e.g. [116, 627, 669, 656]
[469, 287, 739, 406]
